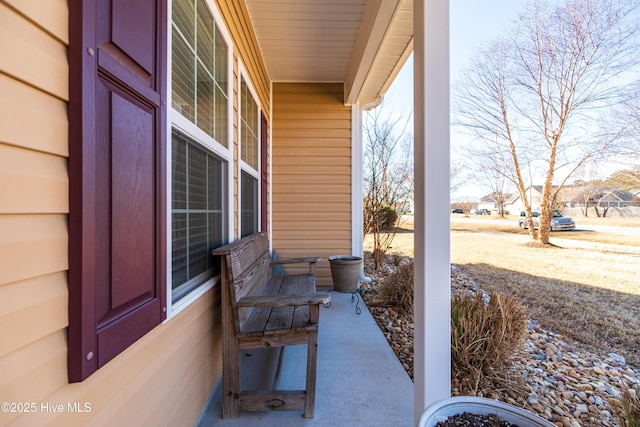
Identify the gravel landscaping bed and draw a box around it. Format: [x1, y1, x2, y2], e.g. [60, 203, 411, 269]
[360, 255, 640, 427]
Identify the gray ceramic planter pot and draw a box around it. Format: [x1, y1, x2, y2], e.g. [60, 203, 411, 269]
[328, 255, 363, 293]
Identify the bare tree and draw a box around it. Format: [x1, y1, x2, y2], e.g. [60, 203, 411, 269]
[450, 163, 463, 194]
[572, 163, 607, 216]
[454, 0, 640, 244]
[363, 105, 413, 269]
[486, 175, 511, 217]
[620, 81, 640, 158]
[461, 141, 513, 217]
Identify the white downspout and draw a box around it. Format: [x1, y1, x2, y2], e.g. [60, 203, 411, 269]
[414, 0, 451, 422]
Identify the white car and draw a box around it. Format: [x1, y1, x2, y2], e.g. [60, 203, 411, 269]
[519, 210, 575, 231]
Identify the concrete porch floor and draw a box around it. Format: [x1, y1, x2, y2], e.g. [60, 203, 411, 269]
[195, 289, 414, 426]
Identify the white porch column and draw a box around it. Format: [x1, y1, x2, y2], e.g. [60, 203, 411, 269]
[413, 0, 451, 422]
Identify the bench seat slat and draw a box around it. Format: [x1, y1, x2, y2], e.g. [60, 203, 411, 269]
[238, 276, 328, 337]
[264, 275, 301, 334]
[237, 291, 330, 307]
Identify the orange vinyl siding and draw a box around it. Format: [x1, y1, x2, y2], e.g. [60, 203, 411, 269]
[217, 0, 270, 238]
[0, 0, 269, 425]
[0, 2, 72, 421]
[272, 83, 353, 286]
[218, 0, 269, 112]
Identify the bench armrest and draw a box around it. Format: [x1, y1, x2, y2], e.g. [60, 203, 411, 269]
[270, 257, 322, 275]
[237, 292, 331, 308]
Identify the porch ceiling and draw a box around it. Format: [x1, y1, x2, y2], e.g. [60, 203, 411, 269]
[244, 0, 413, 106]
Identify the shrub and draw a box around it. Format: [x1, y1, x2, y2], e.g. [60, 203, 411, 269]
[451, 292, 529, 395]
[377, 204, 398, 231]
[378, 260, 413, 314]
[364, 203, 398, 232]
[615, 388, 640, 427]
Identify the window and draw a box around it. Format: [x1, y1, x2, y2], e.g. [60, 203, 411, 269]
[171, 131, 225, 302]
[170, 0, 231, 307]
[239, 74, 260, 237]
[240, 77, 258, 168]
[241, 170, 258, 237]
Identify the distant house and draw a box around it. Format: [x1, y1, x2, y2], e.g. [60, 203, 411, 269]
[506, 185, 545, 213]
[588, 189, 640, 208]
[477, 193, 512, 213]
[506, 184, 640, 214]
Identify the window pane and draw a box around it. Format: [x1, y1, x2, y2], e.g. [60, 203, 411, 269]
[240, 78, 258, 169]
[187, 144, 207, 210]
[172, 213, 187, 289]
[172, 0, 228, 146]
[241, 171, 258, 238]
[196, 0, 214, 72]
[172, 33, 195, 121]
[173, 0, 195, 47]
[196, 63, 214, 137]
[187, 213, 208, 275]
[214, 86, 228, 146]
[215, 26, 227, 89]
[172, 136, 187, 210]
[171, 131, 225, 302]
[208, 157, 222, 211]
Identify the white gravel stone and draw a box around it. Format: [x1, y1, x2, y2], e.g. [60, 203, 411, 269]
[361, 256, 640, 427]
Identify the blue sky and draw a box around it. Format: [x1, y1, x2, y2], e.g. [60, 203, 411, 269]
[385, 0, 528, 112]
[381, 0, 529, 200]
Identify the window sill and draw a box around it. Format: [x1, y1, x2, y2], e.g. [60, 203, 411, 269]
[165, 275, 220, 321]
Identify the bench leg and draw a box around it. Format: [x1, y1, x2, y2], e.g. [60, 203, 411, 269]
[221, 259, 241, 418]
[222, 338, 240, 418]
[304, 330, 318, 418]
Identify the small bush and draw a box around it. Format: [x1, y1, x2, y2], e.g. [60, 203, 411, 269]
[378, 261, 413, 314]
[451, 292, 529, 395]
[377, 204, 398, 230]
[615, 388, 640, 427]
[364, 203, 398, 232]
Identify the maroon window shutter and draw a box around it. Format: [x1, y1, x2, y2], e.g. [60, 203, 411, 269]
[68, 0, 167, 382]
[260, 111, 268, 232]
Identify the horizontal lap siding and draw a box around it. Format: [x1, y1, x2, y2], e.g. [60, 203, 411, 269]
[218, 0, 271, 237]
[0, 2, 226, 425]
[0, 3, 75, 425]
[0, 4, 72, 419]
[272, 83, 352, 286]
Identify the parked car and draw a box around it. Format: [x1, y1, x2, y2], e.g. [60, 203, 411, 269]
[518, 210, 575, 231]
[451, 208, 464, 214]
[474, 208, 491, 215]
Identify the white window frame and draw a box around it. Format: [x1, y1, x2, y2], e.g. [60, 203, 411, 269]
[237, 60, 261, 238]
[166, 0, 234, 318]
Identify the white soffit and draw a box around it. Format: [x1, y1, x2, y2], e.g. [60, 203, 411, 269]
[244, 0, 413, 105]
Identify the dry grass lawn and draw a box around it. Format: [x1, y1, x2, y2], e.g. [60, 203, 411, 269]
[364, 214, 640, 367]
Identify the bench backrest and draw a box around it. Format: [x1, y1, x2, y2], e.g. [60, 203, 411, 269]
[213, 232, 272, 332]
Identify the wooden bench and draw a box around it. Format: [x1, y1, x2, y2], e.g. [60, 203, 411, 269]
[212, 232, 331, 418]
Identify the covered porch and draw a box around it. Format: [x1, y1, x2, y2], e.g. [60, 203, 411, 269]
[195, 290, 414, 426]
[212, 0, 451, 422]
[257, 0, 452, 421]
